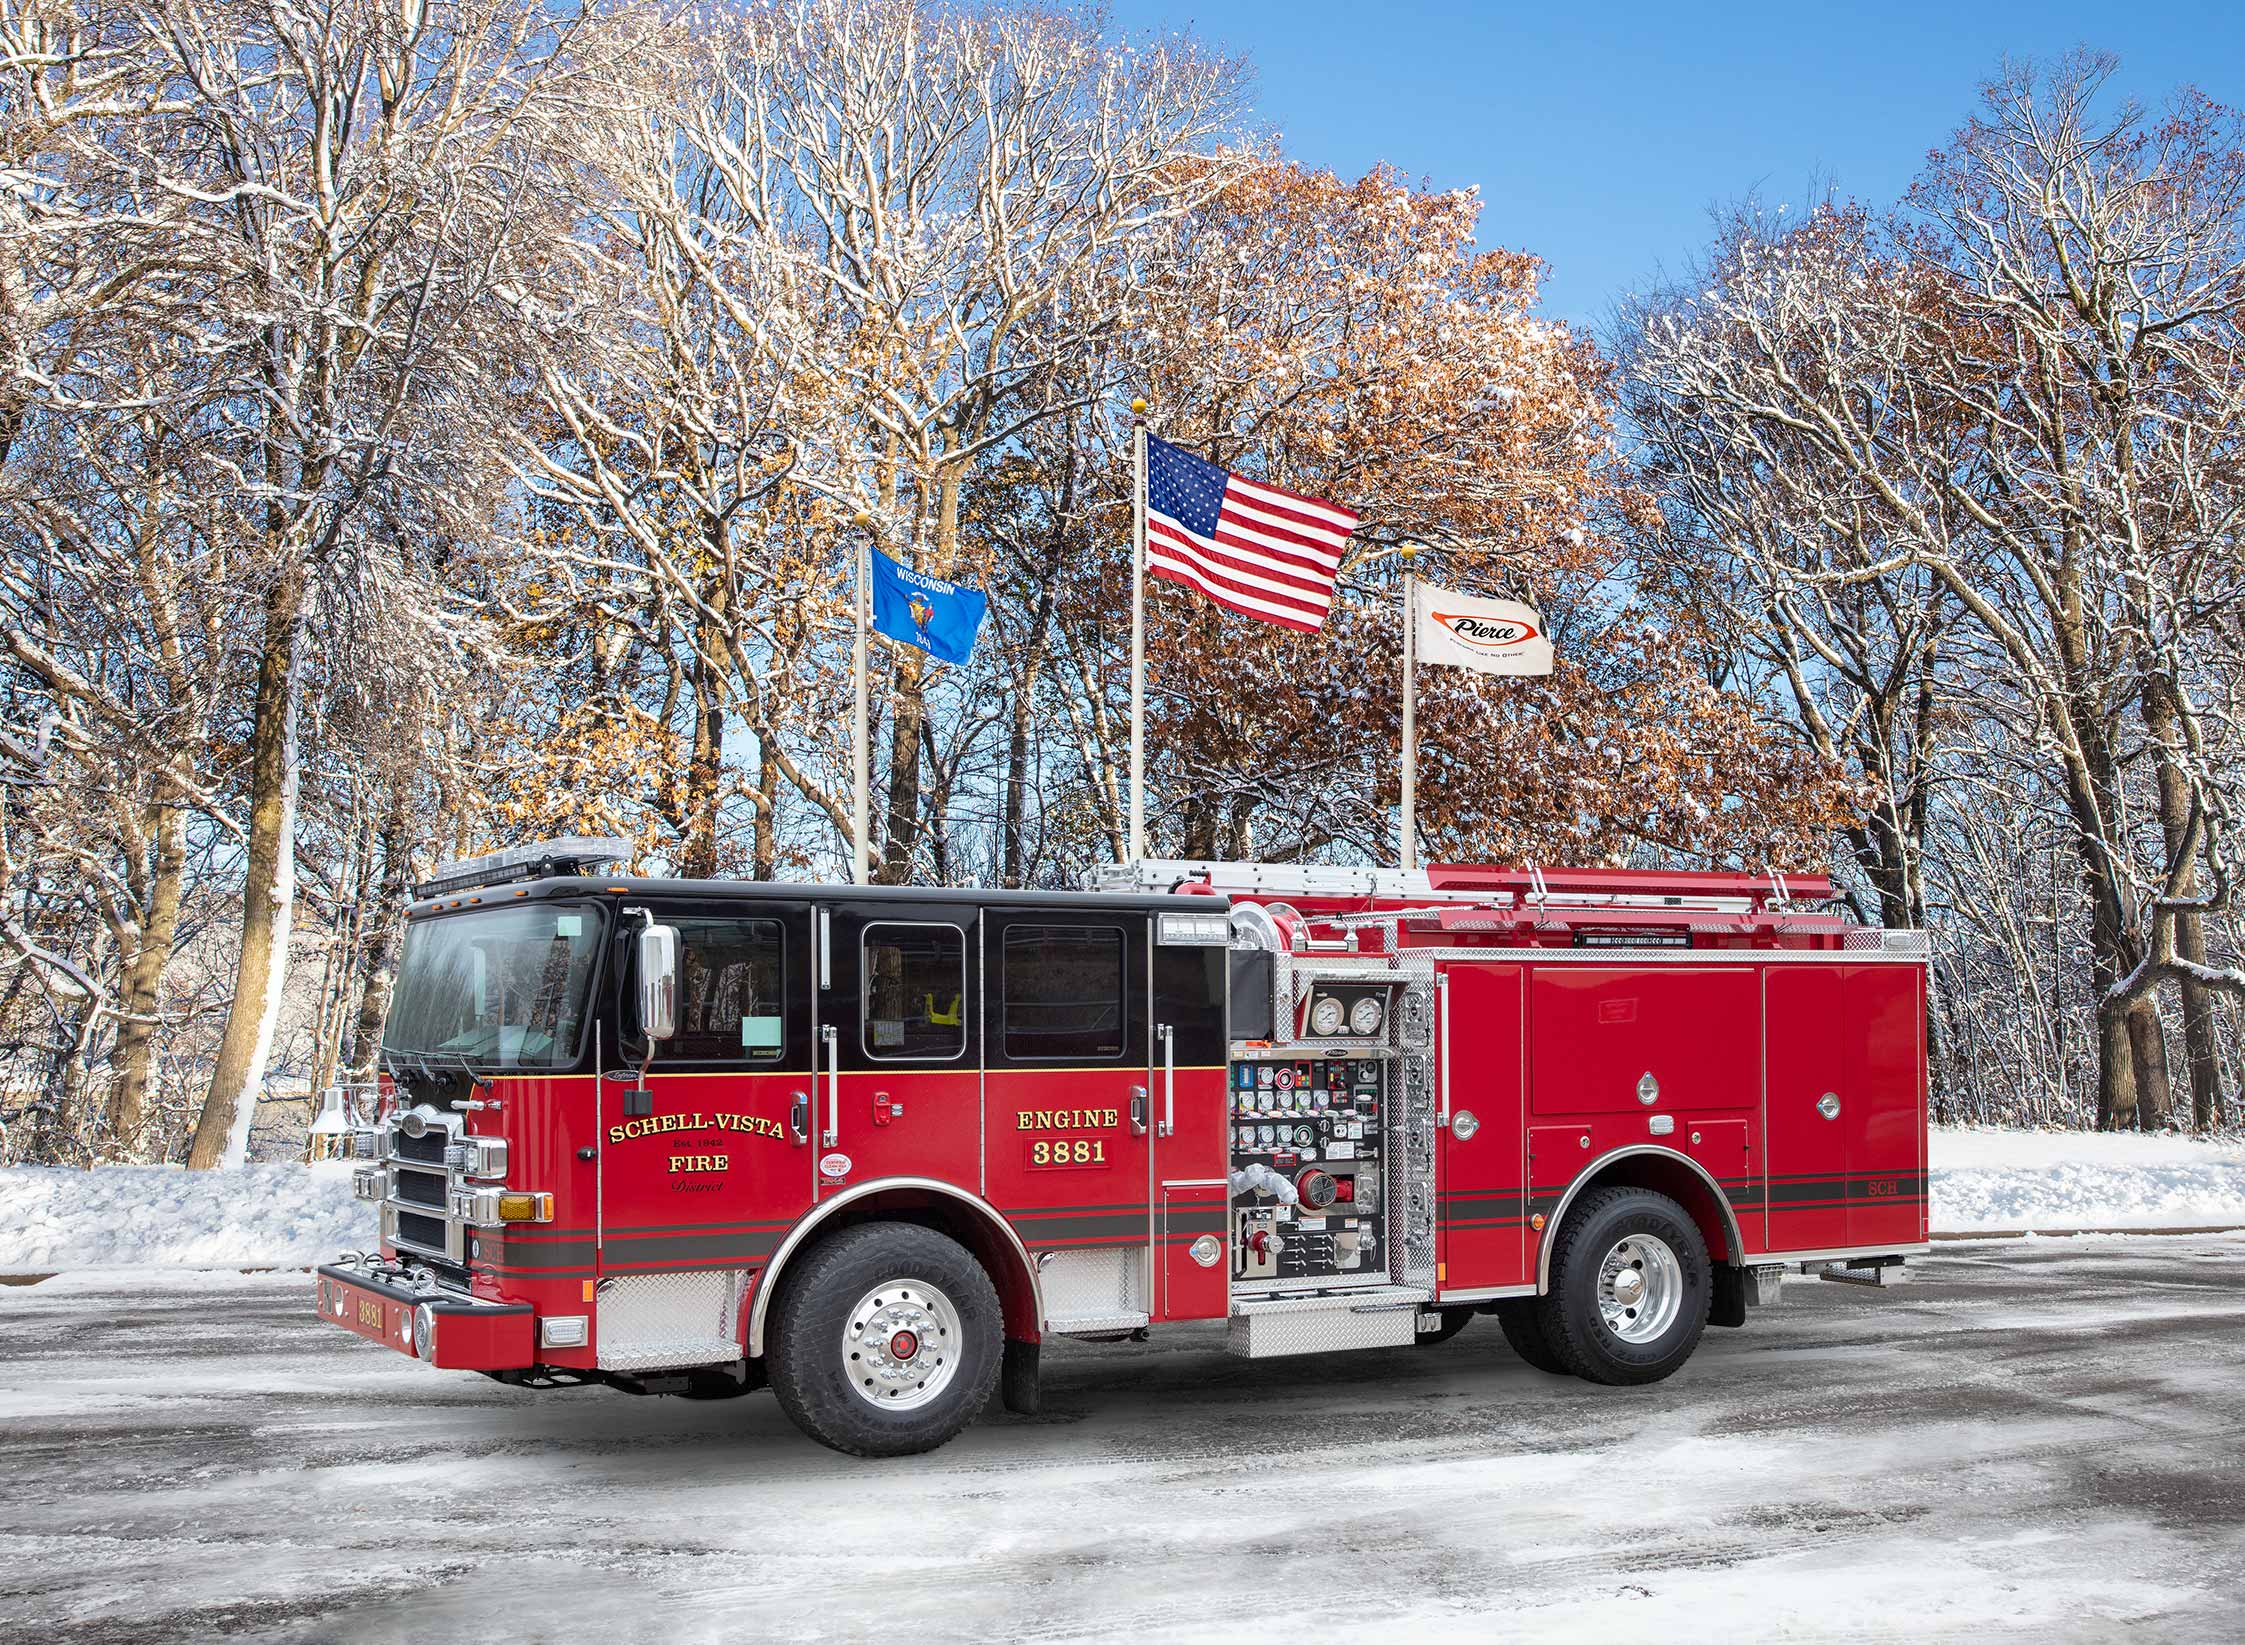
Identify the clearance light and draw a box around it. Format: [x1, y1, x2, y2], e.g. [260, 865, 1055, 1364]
[452, 1188, 554, 1227]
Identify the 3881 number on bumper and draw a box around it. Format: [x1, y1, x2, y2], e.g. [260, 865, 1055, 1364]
[314, 1263, 537, 1371]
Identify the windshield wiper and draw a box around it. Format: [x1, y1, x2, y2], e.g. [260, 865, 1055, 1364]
[420, 1048, 494, 1092]
[376, 1047, 491, 1095]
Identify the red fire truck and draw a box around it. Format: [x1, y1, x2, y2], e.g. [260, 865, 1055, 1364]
[318, 840, 1928, 1456]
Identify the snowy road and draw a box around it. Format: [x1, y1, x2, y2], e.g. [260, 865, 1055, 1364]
[4, 1240, 2245, 1644]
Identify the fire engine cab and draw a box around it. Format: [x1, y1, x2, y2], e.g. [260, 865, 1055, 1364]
[318, 839, 1929, 1457]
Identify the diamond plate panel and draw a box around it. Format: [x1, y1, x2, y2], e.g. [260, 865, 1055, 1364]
[1038, 1247, 1147, 1326]
[1226, 1302, 1420, 1358]
[596, 1269, 747, 1372]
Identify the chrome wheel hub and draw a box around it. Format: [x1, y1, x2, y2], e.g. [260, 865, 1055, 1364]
[843, 1280, 960, 1411]
[1596, 1233, 1682, 1344]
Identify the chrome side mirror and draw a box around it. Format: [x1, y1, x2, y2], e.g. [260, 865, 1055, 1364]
[637, 922, 679, 1040]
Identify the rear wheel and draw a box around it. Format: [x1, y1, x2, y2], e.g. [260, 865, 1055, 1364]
[1535, 1187, 1710, 1386]
[1489, 1298, 1569, 1374]
[766, 1222, 1002, 1456]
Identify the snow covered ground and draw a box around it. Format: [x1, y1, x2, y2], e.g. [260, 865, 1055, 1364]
[1929, 1127, 2245, 1232]
[0, 1161, 362, 1272]
[3, 1240, 2243, 1642]
[4, 1128, 2245, 1273]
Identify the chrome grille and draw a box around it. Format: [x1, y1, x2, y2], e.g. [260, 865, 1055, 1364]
[394, 1209, 451, 1253]
[391, 1168, 446, 1209]
[390, 1129, 448, 1166]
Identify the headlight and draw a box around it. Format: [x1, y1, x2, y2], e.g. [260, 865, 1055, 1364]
[1349, 996, 1384, 1035]
[443, 1137, 509, 1178]
[1310, 996, 1345, 1034]
[412, 1303, 436, 1359]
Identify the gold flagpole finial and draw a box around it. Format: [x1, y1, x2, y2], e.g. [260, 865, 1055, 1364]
[1130, 398, 1148, 417]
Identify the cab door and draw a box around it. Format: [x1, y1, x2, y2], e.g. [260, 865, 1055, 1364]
[983, 912, 1154, 1279]
[597, 900, 816, 1279]
[817, 901, 982, 1199]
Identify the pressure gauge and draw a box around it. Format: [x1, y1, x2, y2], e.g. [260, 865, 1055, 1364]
[1259, 1125, 1277, 1148]
[1349, 996, 1384, 1035]
[1274, 1067, 1296, 1090]
[1294, 1125, 1315, 1149]
[1310, 995, 1346, 1035]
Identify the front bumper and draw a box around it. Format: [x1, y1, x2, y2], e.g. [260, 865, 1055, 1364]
[316, 1260, 535, 1372]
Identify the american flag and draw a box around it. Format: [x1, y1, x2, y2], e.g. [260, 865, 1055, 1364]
[1143, 434, 1358, 633]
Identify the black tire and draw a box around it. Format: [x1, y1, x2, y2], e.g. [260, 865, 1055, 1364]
[766, 1222, 1002, 1457]
[1489, 1298, 1570, 1374]
[1414, 1307, 1474, 1346]
[1534, 1187, 1711, 1386]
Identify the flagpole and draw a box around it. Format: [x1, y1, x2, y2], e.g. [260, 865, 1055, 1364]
[1127, 399, 1148, 865]
[1400, 542, 1418, 872]
[850, 510, 871, 886]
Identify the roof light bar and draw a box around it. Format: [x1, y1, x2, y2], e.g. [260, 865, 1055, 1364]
[417, 835, 632, 899]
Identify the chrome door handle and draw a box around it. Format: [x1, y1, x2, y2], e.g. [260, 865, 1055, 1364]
[820, 1025, 840, 1145]
[1817, 1092, 1841, 1121]
[1157, 1024, 1175, 1138]
[1129, 1087, 1149, 1137]
[788, 1091, 809, 1145]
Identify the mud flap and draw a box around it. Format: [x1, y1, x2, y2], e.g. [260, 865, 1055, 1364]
[1710, 1265, 1748, 1328]
[1001, 1337, 1041, 1415]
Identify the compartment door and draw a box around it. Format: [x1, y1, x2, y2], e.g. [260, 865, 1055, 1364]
[1150, 930, 1229, 1321]
[1437, 963, 1528, 1294]
[1763, 964, 1846, 1253]
[1843, 964, 1927, 1249]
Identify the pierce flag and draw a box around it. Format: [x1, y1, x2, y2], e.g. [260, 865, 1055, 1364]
[1411, 582, 1554, 676]
[868, 547, 987, 666]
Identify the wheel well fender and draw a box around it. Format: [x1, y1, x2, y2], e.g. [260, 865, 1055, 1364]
[745, 1179, 1043, 1358]
[1538, 1146, 1743, 1292]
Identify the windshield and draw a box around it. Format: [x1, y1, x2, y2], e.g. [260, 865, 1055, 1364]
[383, 902, 605, 1070]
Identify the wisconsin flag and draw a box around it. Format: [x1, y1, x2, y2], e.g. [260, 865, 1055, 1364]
[869, 547, 987, 666]
[1412, 582, 1554, 676]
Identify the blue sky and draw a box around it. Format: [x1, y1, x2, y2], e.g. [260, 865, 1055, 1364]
[1116, 1, 2244, 332]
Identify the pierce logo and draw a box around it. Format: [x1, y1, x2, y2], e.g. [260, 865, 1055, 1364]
[1434, 612, 1540, 652]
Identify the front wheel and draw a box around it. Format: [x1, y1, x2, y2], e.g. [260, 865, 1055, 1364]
[1535, 1187, 1710, 1386]
[766, 1222, 1002, 1456]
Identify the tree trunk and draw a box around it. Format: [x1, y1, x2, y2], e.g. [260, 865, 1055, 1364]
[2143, 671, 2226, 1129]
[878, 644, 927, 884]
[347, 787, 414, 1082]
[108, 799, 186, 1154]
[751, 739, 780, 881]
[2125, 999, 2174, 1131]
[187, 569, 307, 1169]
[2094, 990, 2137, 1131]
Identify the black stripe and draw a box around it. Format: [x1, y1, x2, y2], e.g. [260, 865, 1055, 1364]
[1012, 1210, 1152, 1241]
[1164, 1209, 1228, 1237]
[604, 1231, 778, 1265]
[481, 1238, 597, 1269]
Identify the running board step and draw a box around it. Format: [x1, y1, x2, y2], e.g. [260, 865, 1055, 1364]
[1807, 1257, 1905, 1288]
[1226, 1287, 1433, 1359]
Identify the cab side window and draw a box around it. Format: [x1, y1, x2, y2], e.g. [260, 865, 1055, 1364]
[664, 917, 786, 1062]
[863, 923, 966, 1060]
[1001, 926, 1126, 1060]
